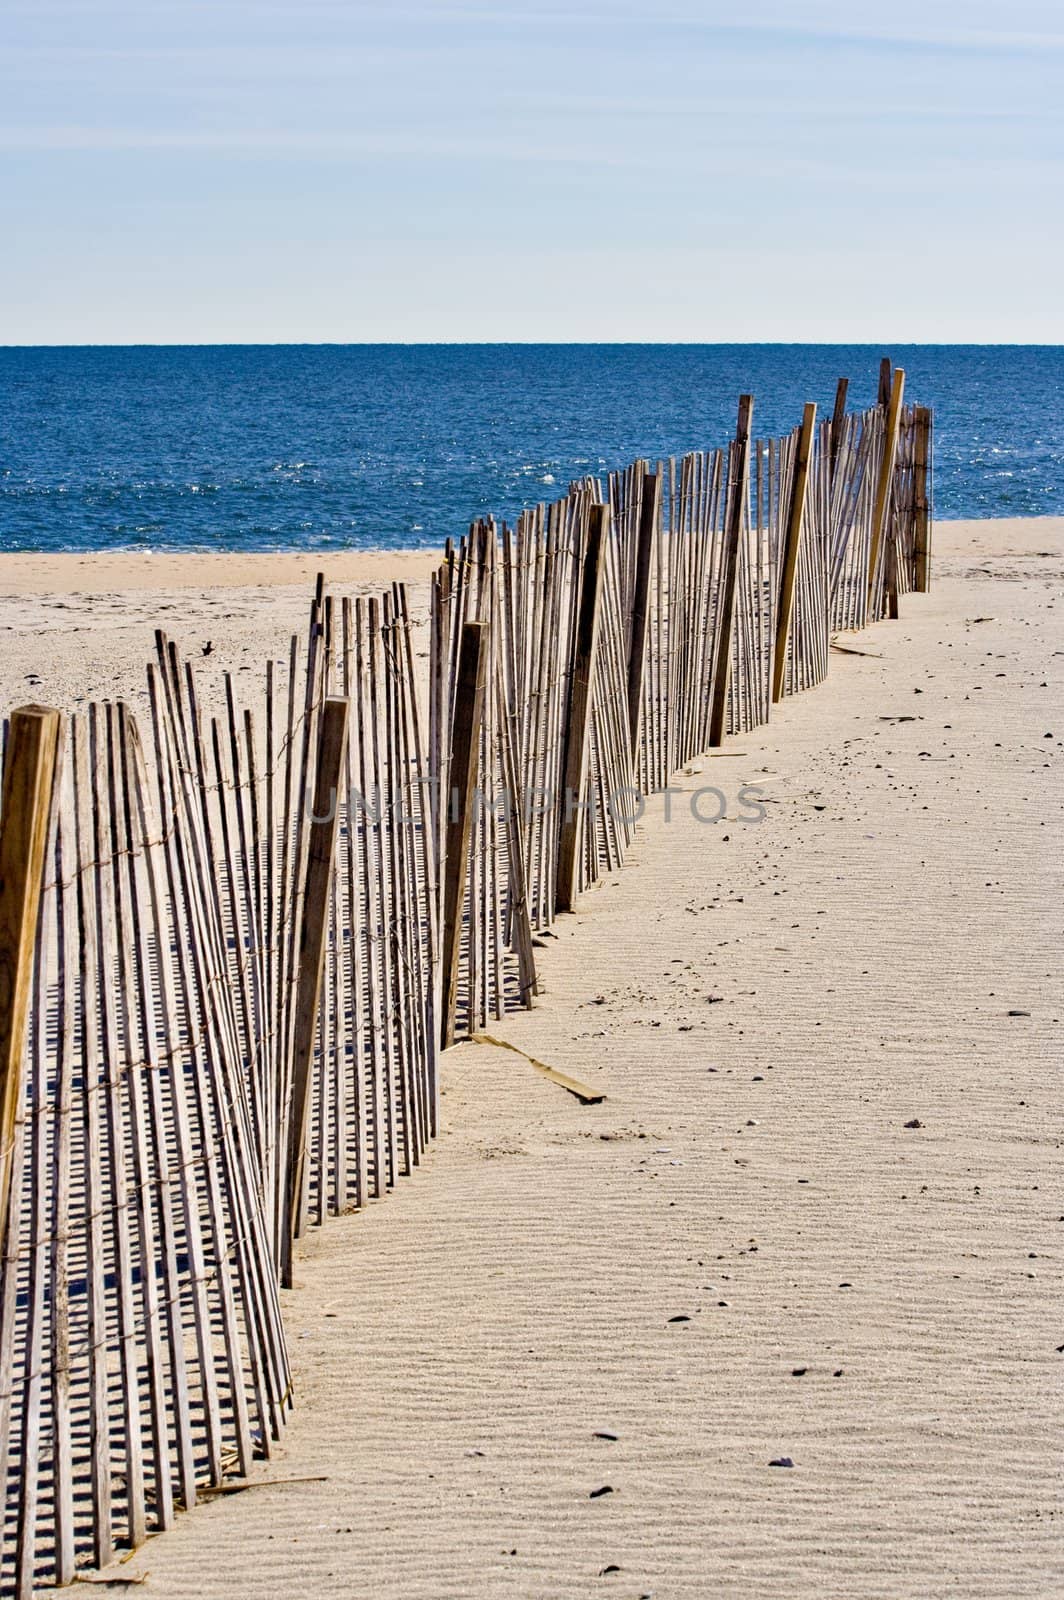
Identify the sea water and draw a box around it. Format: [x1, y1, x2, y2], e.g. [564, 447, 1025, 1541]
[1, 344, 1060, 553]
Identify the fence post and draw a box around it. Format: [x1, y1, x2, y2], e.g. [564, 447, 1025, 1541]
[829, 376, 849, 478]
[866, 367, 906, 616]
[626, 469, 661, 769]
[0, 705, 62, 1240]
[877, 355, 893, 408]
[282, 695, 349, 1288]
[772, 401, 817, 704]
[885, 529, 900, 620]
[708, 395, 754, 748]
[440, 620, 487, 1049]
[913, 404, 932, 592]
[556, 504, 609, 913]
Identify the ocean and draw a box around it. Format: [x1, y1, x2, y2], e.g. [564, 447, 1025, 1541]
[1, 345, 1061, 554]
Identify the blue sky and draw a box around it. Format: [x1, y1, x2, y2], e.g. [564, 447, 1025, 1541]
[2, 0, 1061, 342]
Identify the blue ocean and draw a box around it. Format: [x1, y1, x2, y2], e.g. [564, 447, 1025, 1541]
[1, 345, 1061, 553]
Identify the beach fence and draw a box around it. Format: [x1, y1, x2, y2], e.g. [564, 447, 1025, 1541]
[433, 368, 932, 1033]
[0, 361, 931, 1592]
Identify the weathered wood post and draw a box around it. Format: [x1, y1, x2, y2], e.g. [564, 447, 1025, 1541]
[0, 705, 62, 1241]
[866, 367, 906, 617]
[556, 503, 609, 913]
[772, 401, 817, 704]
[829, 376, 849, 478]
[877, 355, 893, 407]
[885, 521, 901, 620]
[708, 394, 754, 747]
[282, 694, 349, 1287]
[440, 620, 487, 1049]
[626, 469, 661, 770]
[913, 404, 932, 592]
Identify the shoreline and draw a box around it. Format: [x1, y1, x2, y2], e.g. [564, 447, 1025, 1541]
[0, 515, 1060, 595]
[0, 545, 443, 595]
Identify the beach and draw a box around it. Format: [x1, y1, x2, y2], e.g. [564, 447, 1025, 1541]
[1, 515, 1060, 1596]
[0, 518, 1056, 711]
[0, 548, 441, 715]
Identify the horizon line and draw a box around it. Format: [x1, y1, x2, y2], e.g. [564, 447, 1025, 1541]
[3, 339, 1062, 351]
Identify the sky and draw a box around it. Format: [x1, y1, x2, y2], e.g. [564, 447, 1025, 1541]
[2, 0, 1062, 343]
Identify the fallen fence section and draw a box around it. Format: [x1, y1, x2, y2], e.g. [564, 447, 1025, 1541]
[0, 363, 931, 1593]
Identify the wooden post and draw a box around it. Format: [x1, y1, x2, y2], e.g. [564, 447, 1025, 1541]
[913, 404, 932, 591]
[0, 705, 61, 1240]
[878, 358, 899, 620]
[708, 395, 753, 748]
[885, 533, 900, 619]
[772, 401, 817, 704]
[626, 470, 661, 769]
[282, 695, 349, 1287]
[556, 504, 608, 913]
[829, 377, 849, 475]
[440, 620, 487, 1049]
[866, 367, 906, 614]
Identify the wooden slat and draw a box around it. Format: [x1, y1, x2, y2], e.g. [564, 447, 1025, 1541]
[49, 799, 75, 1584]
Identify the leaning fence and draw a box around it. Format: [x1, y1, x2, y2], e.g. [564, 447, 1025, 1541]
[0, 360, 932, 1594]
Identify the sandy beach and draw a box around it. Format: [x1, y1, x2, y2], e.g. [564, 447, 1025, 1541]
[0, 548, 442, 718]
[0, 519, 1056, 713]
[2, 516, 1062, 1597]
[6, 0, 1059, 1583]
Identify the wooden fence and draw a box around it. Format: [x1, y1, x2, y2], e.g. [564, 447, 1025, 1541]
[432, 373, 932, 1035]
[0, 363, 931, 1593]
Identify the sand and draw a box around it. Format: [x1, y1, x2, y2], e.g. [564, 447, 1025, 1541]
[3, 518, 1062, 1597]
[0, 548, 441, 719]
